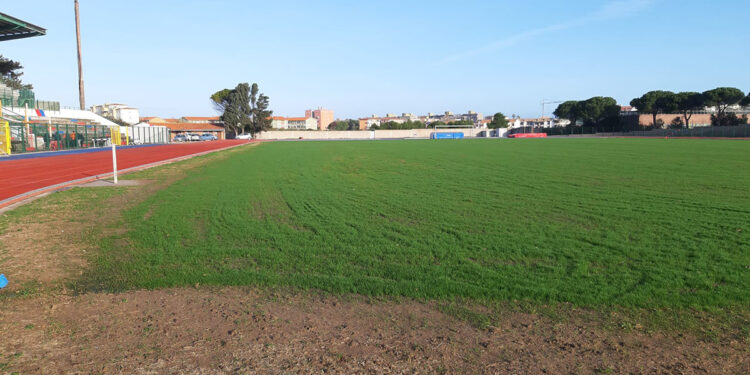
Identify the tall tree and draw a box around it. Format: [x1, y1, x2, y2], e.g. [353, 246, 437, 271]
[553, 100, 580, 125]
[674, 92, 705, 128]
[738, 90, 749, 107]
[211, 83, 272, 137]
[702, 87, 745, 124]
[209, 89, 232, 112]
[488, 112, 508, 129]
[248, 83, 273, 136]
[578, 96, 619, 129]
[211, 83, 251, 136]
[630, 91, 675, 128]
[654, 92, 678, 115]
[0, 55, 32, 90]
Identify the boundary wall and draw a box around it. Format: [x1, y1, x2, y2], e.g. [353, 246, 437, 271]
[256, 128, 490, 140]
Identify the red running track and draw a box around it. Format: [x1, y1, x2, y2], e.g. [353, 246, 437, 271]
[0, 140, 253, 207]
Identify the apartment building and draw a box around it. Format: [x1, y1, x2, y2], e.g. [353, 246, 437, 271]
[305, 108, 334, 130]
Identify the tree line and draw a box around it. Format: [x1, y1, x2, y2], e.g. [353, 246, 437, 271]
[553, 97, 621, 131]
[554, 87, 750, 131]
[630, 88, 749, 128]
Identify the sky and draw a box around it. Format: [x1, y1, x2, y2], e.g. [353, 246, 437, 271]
[2, 0, 749, 119]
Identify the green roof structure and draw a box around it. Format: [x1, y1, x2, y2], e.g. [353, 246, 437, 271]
[0, 12, 46, 41]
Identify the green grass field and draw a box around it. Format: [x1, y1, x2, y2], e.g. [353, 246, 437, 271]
[88, 139, 750, 309]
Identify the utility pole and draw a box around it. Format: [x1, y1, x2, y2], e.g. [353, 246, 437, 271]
[74, 0, 85, 110]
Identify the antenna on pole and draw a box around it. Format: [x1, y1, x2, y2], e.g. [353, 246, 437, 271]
[74, 0, 85, 110]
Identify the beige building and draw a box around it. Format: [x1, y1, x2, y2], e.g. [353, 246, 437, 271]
[305, 108, 334, 130]
[358, 117, 381, 130]
[271, 116, 318, 130]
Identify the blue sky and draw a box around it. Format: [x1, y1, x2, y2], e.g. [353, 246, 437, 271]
[2, 0, 749, 119]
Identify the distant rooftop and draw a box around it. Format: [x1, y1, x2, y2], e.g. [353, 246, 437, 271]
[0, 12, 46, 41]
[183, 116, 220, 121]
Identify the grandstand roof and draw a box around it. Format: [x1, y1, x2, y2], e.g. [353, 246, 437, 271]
[0, 12, 46, 41]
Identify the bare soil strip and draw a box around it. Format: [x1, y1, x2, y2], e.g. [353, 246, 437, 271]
[1, 288, 747, 374]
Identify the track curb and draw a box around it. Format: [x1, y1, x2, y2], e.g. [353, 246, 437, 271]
[0, 141, 254, 212]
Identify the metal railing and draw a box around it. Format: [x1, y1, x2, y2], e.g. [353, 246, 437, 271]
[518, 124, 750, 138]
[6, 121, 115, 154]
[622, 125, 750, 138]
[3, 122, 173, 155]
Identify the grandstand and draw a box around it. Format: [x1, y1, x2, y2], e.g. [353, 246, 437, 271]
[0, 12, 46, 41]
[1, 81, 116, 127]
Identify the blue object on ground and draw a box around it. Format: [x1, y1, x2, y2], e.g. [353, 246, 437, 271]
[0, 274, 7, 289]
[430, 132, 465, 139]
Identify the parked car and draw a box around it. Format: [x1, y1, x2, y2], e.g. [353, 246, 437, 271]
[173, 135, 187, 142]
[200, 133, 217, 141]
[189, 133, 201, 142]
[236, 133, 252, 140]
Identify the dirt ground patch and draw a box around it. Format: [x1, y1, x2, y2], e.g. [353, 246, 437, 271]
[0, 288, 747, 374]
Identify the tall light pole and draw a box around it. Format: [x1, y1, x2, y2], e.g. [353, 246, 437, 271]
[74, 0, 85, 110]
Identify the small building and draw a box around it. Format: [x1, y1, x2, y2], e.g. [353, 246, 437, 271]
[358, 117, 381, 130]
[271, 116, 318, 130]
[91, 103, 140, 125]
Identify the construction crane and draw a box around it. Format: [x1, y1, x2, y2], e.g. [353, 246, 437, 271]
[540, 100, 563, 119]
[527, 100, 563, 134]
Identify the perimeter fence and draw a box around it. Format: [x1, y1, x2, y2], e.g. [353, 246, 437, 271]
[511, 125, 750, 138]
[6, 121, 114, 153]
[1, 122, 170, 154]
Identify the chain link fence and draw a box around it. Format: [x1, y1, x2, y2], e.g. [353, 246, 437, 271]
[6, 121, 116, 154]
[3, 122, 173, 154]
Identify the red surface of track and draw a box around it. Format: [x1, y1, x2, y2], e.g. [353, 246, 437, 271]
[0, 140, 252, 206]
